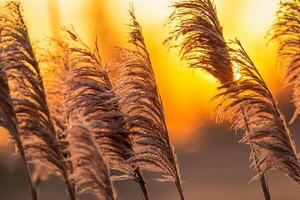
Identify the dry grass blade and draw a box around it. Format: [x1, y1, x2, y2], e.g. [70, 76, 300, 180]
[114, 6, 184, 200]
[0, 2, 76, 199]
[37, 40, 69, 142]
[63, 29, 135, 176]
[33, 39, 70, 185]
[242, 109, 271, 200]
[61, 29, 149, 200]
[270, 0, 300, 123]
[0, 69, 37, 199]
[67, 122, 115, 200]
[164, 0, 300, 198]
[0, 75, 16, 139]
[165, 0, 233, 84]
[214, 39, 300, 184]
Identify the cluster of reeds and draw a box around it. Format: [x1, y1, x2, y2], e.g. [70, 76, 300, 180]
[166, 0, 300, 199]
[0, 1, 183, 200]
[270, 0, 300, 123]
[0, 0, 299, 199]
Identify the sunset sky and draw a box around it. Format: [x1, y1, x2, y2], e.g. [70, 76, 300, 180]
[0, 0, 284, 144]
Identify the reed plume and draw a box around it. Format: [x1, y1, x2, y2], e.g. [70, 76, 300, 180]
[270, 0, 300, 123]
[214, 40, 300, 184]
[0, 63, 37, 199]
[67, 121, 115, 200]
[0, 2, 76, 199]
[166, 0, 300, 199]
[61, 29, 149, 199]
[37, 39, 69, 143]
[114, 6, 184, 200]
[33, 39, 69, 184]
[165, 0, 233, 84]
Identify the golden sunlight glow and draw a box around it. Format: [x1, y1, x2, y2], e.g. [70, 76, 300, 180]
[233, 63, 242, 81]
[0, 128, 9, 147]
[242, 0, 278, 35]
[0, 0, 283, 145]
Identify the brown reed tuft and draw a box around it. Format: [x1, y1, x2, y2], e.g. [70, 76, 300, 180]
[270, 0, 300, 123]
[0, 2, 76, 199]
[67, 121, 115, 200]
[114, 6, 184, 200]
[60, 29, 149, 199]
[0, 57, 37, 199]
[165, 0, 234, 84]
[37, 39, 69, 141]
[33, 39, 70, 185]
[166, 0, 300, 199]
[214, 39, 300, 184]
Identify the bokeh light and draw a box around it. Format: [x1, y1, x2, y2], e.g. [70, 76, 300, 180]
[0, 0, 282, 145]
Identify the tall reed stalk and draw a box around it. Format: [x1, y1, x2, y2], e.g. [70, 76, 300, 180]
[0, 58, 37, 200]
[58, 29, 150, 200]
[165, 1, 300, 199]
[270, 0, 300, 123]
[114, 6, 184, 200]
[67, 121, 116, 200]
[0, 2, 76, 200]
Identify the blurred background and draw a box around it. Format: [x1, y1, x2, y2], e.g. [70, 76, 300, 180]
[0, 0, 299, 199]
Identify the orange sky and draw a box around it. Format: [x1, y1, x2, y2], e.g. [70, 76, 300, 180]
[0, 0, 284, 145]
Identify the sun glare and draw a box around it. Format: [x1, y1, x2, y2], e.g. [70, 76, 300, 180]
[243, 0, 278, 35]
[233, 63, 242, 81]
[0, 0, 281, 145]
